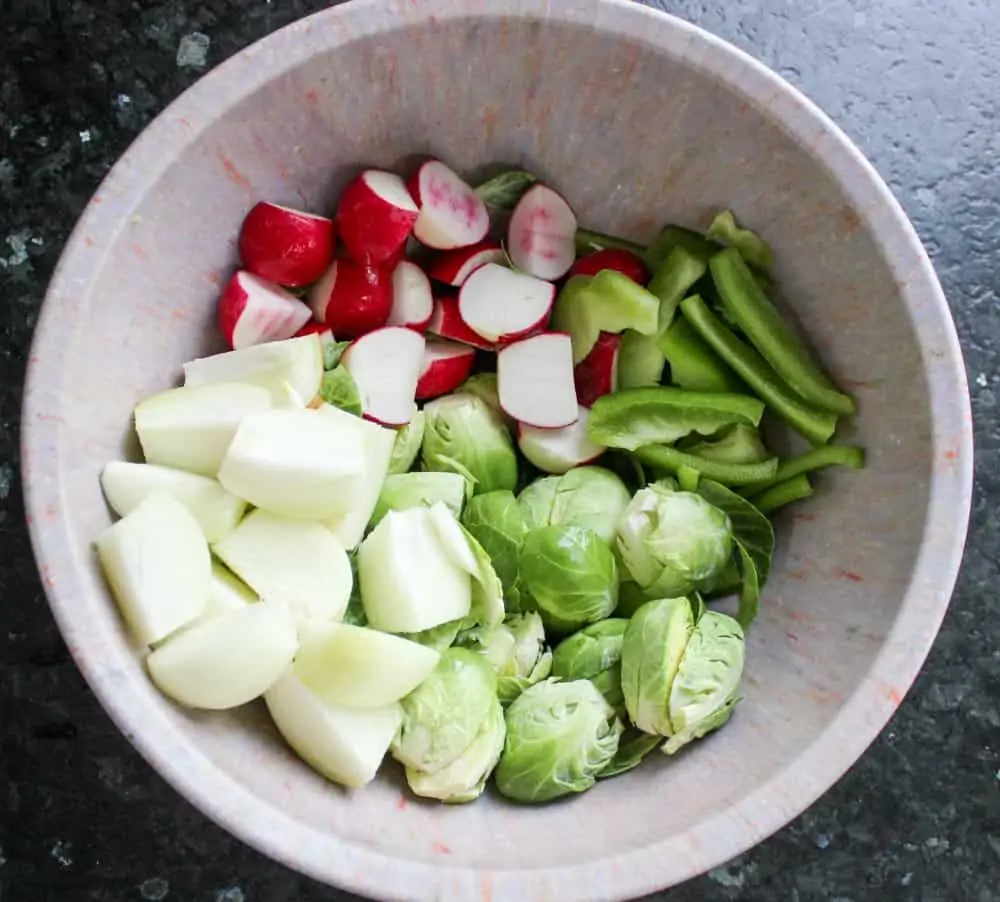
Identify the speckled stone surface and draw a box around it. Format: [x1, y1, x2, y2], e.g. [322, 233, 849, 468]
[0, 1, 996, 901]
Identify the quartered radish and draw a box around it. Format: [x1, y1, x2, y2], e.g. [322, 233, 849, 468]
[213, 509, 353, 623]
[100, 461, 246, 543]
[340, 326, 425, 426]
[518, 406, 605, 474]
[458, 263, 554, 343]
[426, 296, 495, 350]
[507, 183, 577, 280]
[294, 621, 440, 709]
[238, 201, 335, 287]
[307, 259, 392, 338]
[183, 333, 323, 406]
[408, 160, 489, 250]
[265, 670, 402, 788]
[95, 493, 210, 646]
[427, 502, 479, 575]
[146, 598, 298, 710]
[207, 560, 258, 614]
[217, 271, 312, 350]
[568, 247, 648, 283]
[218, 407, 366, 521]
[573, 332, 621, 408]
[336, 169, 418, 263]
[427, 240, 504, 286]
[387, 260, 433, 330]
[416, 339, 476, 400]
[135, 382, 271, 477]
[497, 333, 579, 429]
[357, 507, 471, 633]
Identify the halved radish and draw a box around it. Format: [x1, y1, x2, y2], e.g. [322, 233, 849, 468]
[294, 321, 338, 369]
[307, 259, 392, 338]
[217, 271, 312, 350]
[507, 183, 577, 280]
[238, 202, 335, 287]
[518, 406, 605, 474]
[336, 169, 418, 264]
[387, 260, 433, 330]
[426, 296, 495, 350]
[497, 333, 578, 429]
[407, 160, 489, 250]
[340, 327, 425, 426]
[573, 332, 621, 408]
[427, 241, 504, 286]
[416, 340, 476, 400]
[569, 247, 648, 284]
[458, 263, 554, 343]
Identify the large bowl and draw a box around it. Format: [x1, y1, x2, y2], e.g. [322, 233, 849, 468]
[21, 1, 973, 900]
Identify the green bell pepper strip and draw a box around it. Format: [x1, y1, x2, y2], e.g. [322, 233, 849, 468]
[748, 444, 866, 495]
[642, 224, 719, 271]
[574, 228, 645, 256]
[679, 295, 838, 445]
[752, 475, 814, 515]
[710, 248, 855, 416]
[659, 315, 746, 393]
[633, 444, 779, 486]
[677, 465, 701, 492]
[706, 210, 774, 272]
[646, 246, 708, 331]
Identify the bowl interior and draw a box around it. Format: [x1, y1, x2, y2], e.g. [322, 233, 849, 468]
[24, 3, 970, 900]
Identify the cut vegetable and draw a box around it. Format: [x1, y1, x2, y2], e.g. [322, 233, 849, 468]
[427, 295, 496, 350]
[95, 493, 210, 646]
[135, 382, 271, 477]
[707, 211, 774, 272]
[218, 407, 366, 520]
[146, 598, 297, 709]
[265, 670, 402, 788]
[427, 502, 479, 576]
[497, 333, 578, 429]
[427, 241, 505, 286]
[659, 315, 745, 393]
[101, 461, 246, 543]
[217, 270, 312, 350]
[294, 621, 440, 709]
[387, 260, 433, 330]
[474, 169, 538, 211]
[641, 224, 719, 272]
[575, 228, 645, 256]
[646, 245, 708, 331]
[752, 474, 814, 515]
[458, 263, 555, 343]
[507, 183, 577, 280]
[573, 333, 620, 408]
[569, 248, 648, 283]
[238, 201, 335, 287]
[370, 471, 467, 529]
[416, 340, 476, 400]
[746, 444, 866, 494]
[307, 259, 393, 339]
[518, 406, 605, 474]
[616, 330, 666, 390]
[336, 169, 418, 263]
[387, 410, 425, 475]
[207, 559, 257, 613]
[633, 444, 779, 486]
[340, 326, 425, 426]
[213, 509, 353, 623]
[408, 160, 489, 250]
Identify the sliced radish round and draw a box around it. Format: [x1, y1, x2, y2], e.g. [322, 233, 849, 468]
[307, 259, 392, 339]
[217, 271, 312, 350]
[569, 247, 648, 284]
[340, 327, 425, 426]
[573, 332, 621, 408]
[426, 296, 495, 351]
[387, 260, 433, 330]
[507, 183, 578, 280]
[415, 339, 476, 400]
[427, 241, 505, 286]
[408, 160, 489, 250]
[336, 169, 418, 264]
[518, 406, 605, 474]
[497, 332, 579, 429]
[238, 202, 335, 287]
[458, 263, 554, 344]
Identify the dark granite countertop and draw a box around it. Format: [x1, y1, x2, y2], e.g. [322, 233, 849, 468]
[1, 1, 997, 900]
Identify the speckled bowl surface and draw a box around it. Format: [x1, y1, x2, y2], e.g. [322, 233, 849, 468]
[21, 1, 973, 900]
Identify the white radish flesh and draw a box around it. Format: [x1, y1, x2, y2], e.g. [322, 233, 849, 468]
[427, 241, 504, 286]
[387, 260, 434, 330]
[518, 406, 605, 474]
[458, 263, 554, 343]
[507, 183, 578, 280]
[408, 160, 490, 250]
[497, 333, 579, 429]
[415, 339, 476, 400]
[217, 271, 311, 350]
[340, 327, 425, 427]
[336, 170, 418, 264]
[426, 296, 495, 350]
[427, 502, 479, 575]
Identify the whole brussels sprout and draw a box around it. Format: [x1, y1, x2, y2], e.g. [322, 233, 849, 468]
[462, 612, 552, 705]
[518, 466, 631, 545]
[551, 619, 629, 715]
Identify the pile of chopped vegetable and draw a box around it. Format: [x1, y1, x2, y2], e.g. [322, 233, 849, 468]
[95, 160, 864, 804]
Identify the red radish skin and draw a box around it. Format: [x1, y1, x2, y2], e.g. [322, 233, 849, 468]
[569, 248, 648, 284]
[573, 332, 621, 407]
[458, 263, 555, 344]
[497, 332, 579, 429]
[307, 260, 392, 339]
[407, 160, 490, 250]
[427, 241, 505, 286]
[415, 340, 476, 400]
[294, 321, 332, 339]
[341, 327, 425, 427]
[387, 261, 434, 331]
[517, 408, 605, 474]
[218, 271, 312, 350]
[336, 170, 418, 264]
[237, 202, 335, 287]
[426, 296, 495, 351]
[507, 184, 578, 281]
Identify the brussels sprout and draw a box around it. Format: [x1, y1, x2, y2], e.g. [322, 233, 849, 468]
[517, 467, 631, 545]
[495, 678, 623, 803]
[460, 524, 506, 631]
[388, 411, 425, 475]
[370, 472, 467, 529]
[318, 367, 362, 416]
[461, 491, 526, 608]
[402, 619, 463, 653]
[460, 612, 551, 704]
[519, 525, 619, 634]
[406, 699, 506, 803]
[422, 394, 518, 495]
[392, 648, 497, 775]
[616, 482, 733, 598]
[551, 618, 628, 714]
[598, 728, 662, 778]
[615, 580, 649, 619]
[457, 373, 506, 421]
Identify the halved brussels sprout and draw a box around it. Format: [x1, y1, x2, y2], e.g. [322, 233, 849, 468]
[517, 466, 631, 545]
[461, 490, 526, 608]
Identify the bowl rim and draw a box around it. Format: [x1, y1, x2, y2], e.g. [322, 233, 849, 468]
[21, 1, 973, 899]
